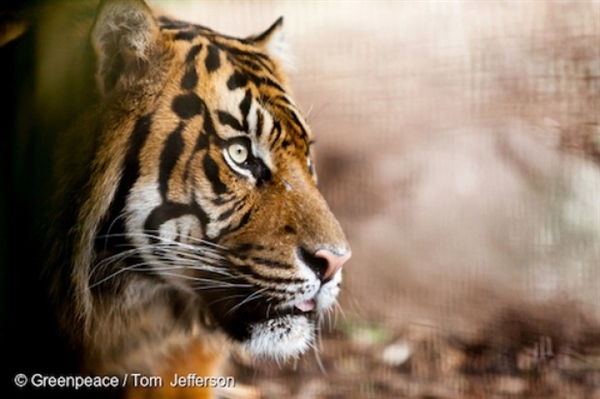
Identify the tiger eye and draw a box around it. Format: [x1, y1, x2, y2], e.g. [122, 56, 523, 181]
[228, 142, 249, 164]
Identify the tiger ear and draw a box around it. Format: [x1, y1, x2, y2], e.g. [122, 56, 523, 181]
[91, 0, 160, 95]
[249, 17, 295, 72]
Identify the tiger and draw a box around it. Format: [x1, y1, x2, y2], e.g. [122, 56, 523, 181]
[5, 0, 350, 397]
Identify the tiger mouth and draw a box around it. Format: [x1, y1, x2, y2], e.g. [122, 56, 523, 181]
[251, 297, 319, 323]
[201, 285, 320, 342]
[294, 299, 317, 313]
[278, 299, 318, 319]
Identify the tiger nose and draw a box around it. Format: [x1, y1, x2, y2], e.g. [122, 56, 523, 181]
[314, 249, 351, 282]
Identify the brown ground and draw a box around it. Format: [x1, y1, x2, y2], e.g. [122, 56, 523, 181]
[230, 315, 600, 399]
[163, 1, 600, 398]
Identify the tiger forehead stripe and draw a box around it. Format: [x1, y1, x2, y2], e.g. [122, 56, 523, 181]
[185, 44, 203, 64]
[172, 92, 203, 119]
[181, 62, 199, 90]
[205, 44, 221, 72]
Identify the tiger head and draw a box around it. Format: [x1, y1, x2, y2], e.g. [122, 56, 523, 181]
[83, 0, 350, 361]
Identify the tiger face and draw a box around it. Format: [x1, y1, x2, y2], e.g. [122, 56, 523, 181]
[83, 0, 350, 362]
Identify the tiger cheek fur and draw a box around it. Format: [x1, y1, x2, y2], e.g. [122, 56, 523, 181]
[45, 0, 350, 391]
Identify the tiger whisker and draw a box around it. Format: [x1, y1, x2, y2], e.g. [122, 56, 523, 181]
[94, 236, 227, 270]
[309, 330, 327, 375]
[90, 251, 227, 288]
[167, 264, 237, 280]
[157, 251, 225, 265]
[99, 230, 229, 251]
[96, 240, 225, 263]
[226, 287, 269, 316]
[152, 271, 250, 288]
[332, 299, 346, 322]
[97, 213, 128, 250]
[90, 259, 240, 288]
[192, 282, 254, 290]
[201, 287, 271, 316]
[265, 302, 273, 320]
[205, 293, 257, 308]
[145, 264, 236, 279]
[90, 234, 231, 284]
[93, 243, 159, 269]
[319, 303, 335, 332]
[89, 260, 155, 288]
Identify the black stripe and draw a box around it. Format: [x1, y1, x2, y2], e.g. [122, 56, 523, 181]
[219, 42, 274, 72]
[217, 198, 247, 222]
[181, 45, 203, 90]
[226, 43, 272, 60]
[250, 257, 293, 270]
[217, 111, 244, 132]
[225, 53, 273, 75]
[234, 243, 266, 253]
[227, 71, 248, 90]
[216, 90, 254, 134]
[239, 90, 252, 130]
[143, 200, 209, 238]
[186, 44, 203, 64]
[158, 123, 185, 199]
[247, 73, 285, 92]
[203, 153, 228, 195]
[236, 265, 305, 285]
[189, 101, 214, 154]
[242, 55, 276, 76]
[193, 130, 209, 152]
[190, 195, 211, 231]
[216, 208, 252, 239]
[212, 196, 234, 206]
[237, 208, 252, 230]
[216, 204, 236, 222]
[172, 92, 203, 120]
[202, 104, 218, 137]
[205, 44, 221, 72]
[288, 109, 309, 141]
[273, 103, 308, 144]
[269, 121, 282, 146]
[183, 104, 219, 188]
[181, 67, 198, 90]
[96, 113, 153, 248]
[273, 94, 293, 107]
[174, 30, 199, 41]
[255, 109, 264, 137]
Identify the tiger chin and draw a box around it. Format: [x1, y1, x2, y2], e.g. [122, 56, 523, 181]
[36, 0, 350, 396]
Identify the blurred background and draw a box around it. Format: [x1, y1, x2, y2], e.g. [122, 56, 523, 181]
[153, 1, 600, 397]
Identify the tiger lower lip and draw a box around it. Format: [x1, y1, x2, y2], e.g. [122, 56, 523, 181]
[294, 299, 316, 313]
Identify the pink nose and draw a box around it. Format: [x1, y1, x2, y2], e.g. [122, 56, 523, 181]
[314, 249, 351, 281]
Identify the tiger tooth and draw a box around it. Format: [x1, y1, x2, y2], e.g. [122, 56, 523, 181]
[295, 299, 316, 312]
